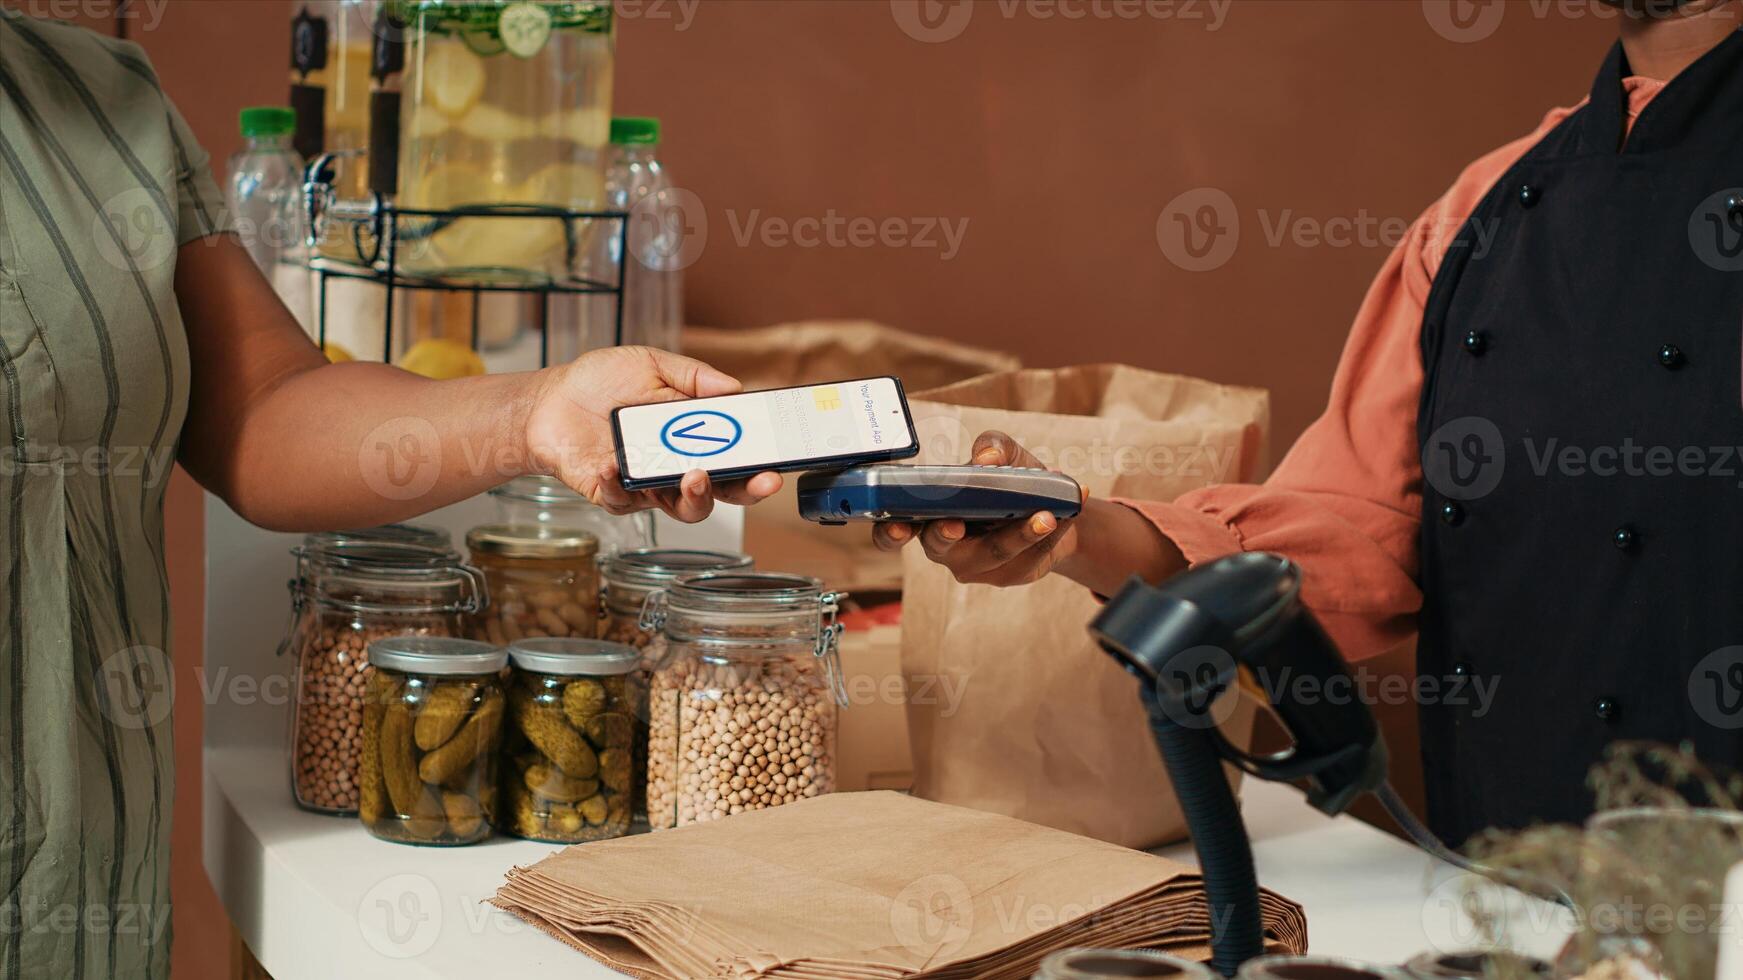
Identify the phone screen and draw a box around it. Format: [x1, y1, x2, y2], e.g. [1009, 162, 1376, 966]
[615, 377, 915, 484]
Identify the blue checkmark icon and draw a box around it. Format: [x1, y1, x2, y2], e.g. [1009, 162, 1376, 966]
[660, 410, 743, 458]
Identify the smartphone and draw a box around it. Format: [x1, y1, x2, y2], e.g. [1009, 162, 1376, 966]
[797, 464, 1083, 526]
[611, 376, 921, 491]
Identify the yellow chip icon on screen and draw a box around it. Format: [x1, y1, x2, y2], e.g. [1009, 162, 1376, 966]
[812, 386, 842, 411]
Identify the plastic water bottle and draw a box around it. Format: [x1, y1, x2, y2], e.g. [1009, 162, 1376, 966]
[603, 116, 683, 353]
[226, 106, 313, 331]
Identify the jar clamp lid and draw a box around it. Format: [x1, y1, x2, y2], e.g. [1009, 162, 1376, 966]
[368, 636, 507, 675]
[279, 539, 488, 657]
[303, 524, 453, 553]
[507, 637, 640, 676]
[639, 571, 849, 706]
[466, 523, 599, 559]
[602, 548, 753, 590]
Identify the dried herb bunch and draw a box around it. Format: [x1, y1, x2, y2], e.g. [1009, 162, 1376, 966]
[1455, 742, 1743, 980]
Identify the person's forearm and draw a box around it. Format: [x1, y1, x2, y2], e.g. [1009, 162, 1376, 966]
[1055, 498, 1189, 596]
[204, 361, 544, 531]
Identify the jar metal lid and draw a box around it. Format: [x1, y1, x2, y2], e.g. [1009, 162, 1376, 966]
[298, 537, 460, 570]
[466, 523, 599, 559]
[602, 548, 752, 589]
[507, 637, 640, 676]
[368, 636, 507, 675]
[290, 539, 487, 614]
[666, 571, 824, 613]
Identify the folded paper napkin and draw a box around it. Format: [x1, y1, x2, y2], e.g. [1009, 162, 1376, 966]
[490, 791, 1307, 979]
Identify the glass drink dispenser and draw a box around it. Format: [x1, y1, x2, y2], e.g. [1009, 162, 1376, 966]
[289, 1, 378, 205]
[394, 1, 617, 282]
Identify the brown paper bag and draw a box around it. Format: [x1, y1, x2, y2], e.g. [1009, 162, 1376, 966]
[682, 321, 1021, 593]
[836, 616, 915, 793]
[490, 790, 1309, 978]
[902, 365, 1271, 849]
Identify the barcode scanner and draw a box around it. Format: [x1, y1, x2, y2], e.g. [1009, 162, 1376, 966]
[1089, 552, 1566, 976]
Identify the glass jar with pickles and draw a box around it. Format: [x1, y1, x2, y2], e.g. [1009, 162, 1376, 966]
[359, 636, 508, 845]
[392, 0, 616, 282]
[466, 523, 599, 645]
[501, 637, 639, 842]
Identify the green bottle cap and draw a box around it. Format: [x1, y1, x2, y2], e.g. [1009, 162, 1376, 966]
[239, 106, 296, 137]
[609, 116, 661, 145]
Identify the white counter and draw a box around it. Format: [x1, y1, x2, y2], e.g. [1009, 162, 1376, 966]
[204, 495, 1571, 977]
[205, 743, 1573, 979]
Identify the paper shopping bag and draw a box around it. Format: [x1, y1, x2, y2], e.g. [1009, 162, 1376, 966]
[901, 364, 1270, 849]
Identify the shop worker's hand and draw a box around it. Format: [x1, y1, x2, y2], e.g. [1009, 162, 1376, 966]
[872, 430, 1081, 587]
[525, 346, 783, 522]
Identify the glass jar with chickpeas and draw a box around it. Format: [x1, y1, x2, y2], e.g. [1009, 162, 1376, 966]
[466, 525, 600, 645]
[641, 572, 849, 829]
[600, 548, 753, 820]
[282, 535, 488, 815]
[599, 548, 753, 663]
[500, 638, 641, 843]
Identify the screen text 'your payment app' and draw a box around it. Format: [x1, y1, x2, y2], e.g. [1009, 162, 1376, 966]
[616, 377, 913, 482]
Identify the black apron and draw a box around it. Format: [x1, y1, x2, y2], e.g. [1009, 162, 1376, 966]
[1415, 32, 1743, 846]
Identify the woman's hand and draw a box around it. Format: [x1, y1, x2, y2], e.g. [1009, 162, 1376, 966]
[524, 345, 783, 523]
[872, 429, 1186, 594]
[871, 431, 1081, 586]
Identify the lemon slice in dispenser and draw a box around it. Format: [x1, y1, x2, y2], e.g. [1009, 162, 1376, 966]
[540, 107, 610, 148]
[423, 41, 486, 118]
[406, 161, 563, 274]
[524, 162, 605, 210]
[459, 104, 535, 143]
[407, 161, 503, 209]
[406, 102, 451, 141]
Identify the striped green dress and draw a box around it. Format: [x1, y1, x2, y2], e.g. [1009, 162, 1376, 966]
[0, 12, 228, 979]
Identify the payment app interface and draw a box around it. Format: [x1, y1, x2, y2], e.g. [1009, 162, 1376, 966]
[617, 377, 913, 482]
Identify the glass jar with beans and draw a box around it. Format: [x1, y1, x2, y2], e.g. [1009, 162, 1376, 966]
[466, 525, 600, 645]
[359, 636, 508, 845]
[282, 536, 487, 814]
[599, 548, 754, 664]
[500, 638, 640, 843]
[642, 572, 849, 829]
[600, 548, 753, 819]
[489, 475, 653, 557]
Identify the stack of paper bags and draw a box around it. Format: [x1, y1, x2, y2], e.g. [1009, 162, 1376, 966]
[490, 791, 1307, 979]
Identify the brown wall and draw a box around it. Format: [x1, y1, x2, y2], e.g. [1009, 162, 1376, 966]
[5, 1, 1624, 976]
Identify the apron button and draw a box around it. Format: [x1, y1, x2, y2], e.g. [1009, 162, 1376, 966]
[1613, 525, 1638, 551]
[1463, 330, 1488, 356]
[1518, 184, 1542, 209]
[1658, 344, 1685, 369]
[1440, 502, 1466, 526]
[1594, 697, 1620, 723]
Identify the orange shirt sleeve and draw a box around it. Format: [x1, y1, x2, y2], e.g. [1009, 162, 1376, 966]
[1117, 104, 1587, 664]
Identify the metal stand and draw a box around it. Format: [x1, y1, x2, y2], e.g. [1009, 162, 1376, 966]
[303, 151, 631, 367]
